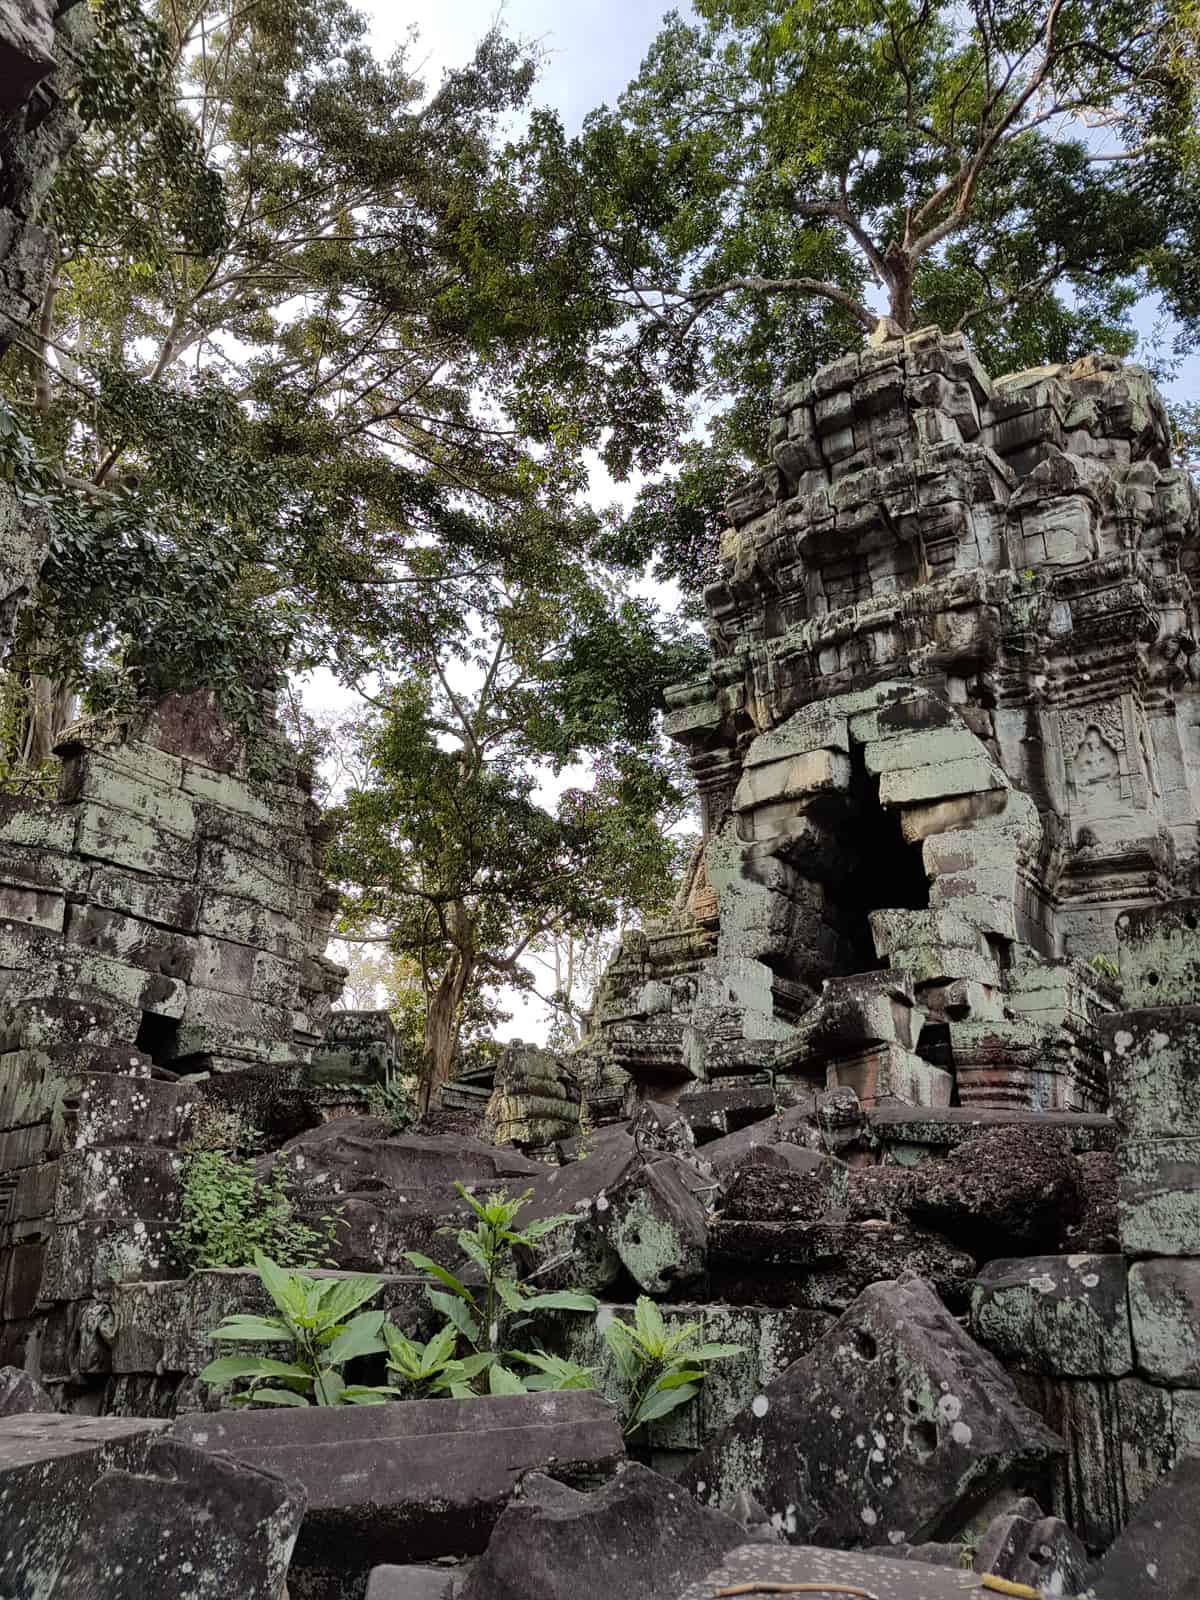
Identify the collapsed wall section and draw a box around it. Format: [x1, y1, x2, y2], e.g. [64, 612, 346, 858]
[0, 691, 346, 1372]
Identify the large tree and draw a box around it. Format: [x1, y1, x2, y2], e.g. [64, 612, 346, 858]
[0, 0, 608, 759]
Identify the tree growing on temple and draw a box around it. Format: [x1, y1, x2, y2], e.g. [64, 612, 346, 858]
[496, 0, 1200, 593]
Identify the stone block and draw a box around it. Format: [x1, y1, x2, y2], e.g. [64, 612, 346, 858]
[53, 1145, 181, 1225]
[1118, 1135, 1200, 1256]
[1108, 1005, 1200, 1142]
[601, 1156, 710, 1296]
[0, 1413, 301, 1600]
[1129, 1258, 1200, 1382]
[1090, 1453, 1200, 1599]
[73, 801, 197, 881]
[676, 1543, 1006, 1599]
[182, 760, 276, 822]
[0, 795, 76, 853]
[862, 726, 982, 775]
[971, 1255, 1132, 1376]
[459, 1464, 744, 1600]
[87, 863, 202, 931]
[61, 750, 197, 833]
[1116, 899, 1200, 1006]
[365, 1571, 455, 1600]
[40, 1216, 178, 1299]
[173, 1391, 624, 1599]
[0, 1365, 52, 1415]
[0, 882, 65, 933]
[62, 901, 196, 982]
[75, 1074, 198, 1150]
[898, 788, 1009, 843]
[878, 755, 1003, 808]
[681, 1278, 1062, 1547]
[196, 888, 303, 956]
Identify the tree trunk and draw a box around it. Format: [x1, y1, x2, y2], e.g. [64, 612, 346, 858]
[418, 902, 474, 1113]
[20, 673, 75, 768]
[885, 244, 914, 332]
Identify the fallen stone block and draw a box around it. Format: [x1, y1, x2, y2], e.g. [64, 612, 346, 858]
[675, 1542, 1005, 1599]
[971, 1254, 1132, 1377]
[364, 1568, 456, 1600]
[0, 1413, 301, 1600]
[173, 1391, 624, 1600]
[709, 1219, 976, 1312]
[460, 1463, 744, 1600]
[973, 1496, 1088, 1595]
[1088, 1452, 1200, 1598]
[0, 1365, 53, 1414]
[904, 1123, 1083, 1257]
[601, 1156, 710, 1295]
[681, 1277, 1062, 1548]
[720, 1149, 836, 1222]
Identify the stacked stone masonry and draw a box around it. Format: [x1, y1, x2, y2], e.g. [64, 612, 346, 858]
[582, 330, 1200, 1125]
[0, 691, 347, 1372]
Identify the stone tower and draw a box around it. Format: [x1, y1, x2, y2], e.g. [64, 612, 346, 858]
[583, 330, 1200, 1119]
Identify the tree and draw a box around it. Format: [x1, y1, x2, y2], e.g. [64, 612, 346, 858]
[0, 0, 610, 758]
[496, 0, 1200, 499]
[325, 577, 701, 1109]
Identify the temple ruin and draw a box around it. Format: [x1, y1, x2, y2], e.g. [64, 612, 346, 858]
[1, 5, 1200, 1597]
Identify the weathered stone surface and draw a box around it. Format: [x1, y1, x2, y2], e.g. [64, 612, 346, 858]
[1128, 1258, 1200, 1382]
[971, 1254, 1132, 1377]
[0, 1364, 53, 1414]
[0, 1412, 302, 1599]
[904, 1124, 1083, 1257]
[675, 1543, 1009, 1599]
[173, 1392, 624, 1599]
[681, 1277, 1062, 1548]
[460, 1464, 744, 1600]
[1089, 1452, 1200, 1598]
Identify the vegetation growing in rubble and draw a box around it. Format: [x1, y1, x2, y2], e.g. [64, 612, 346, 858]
[403, 1184, 598, 1396]
[176, 1151, 337, 1273]
[200, 1252, 398, 1406]
[606, 1297, 742, 1438]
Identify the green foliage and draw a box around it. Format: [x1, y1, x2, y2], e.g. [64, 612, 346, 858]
[175, 1151, 336, 1272]
[200, 1250, 394, 1406]
[1088, 953, 1121, 981]
[404, 1183, 599, 1396]
[605, 1296, 741, 1438]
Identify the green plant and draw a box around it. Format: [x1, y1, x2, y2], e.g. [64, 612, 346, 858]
[363, 1071, 418, 1133]
[405, 1183, 599, 1393]
[199, 1251, 395, 1406]
[605, 1297, 741, 1437]
[1088, 953, 1120, 981]
[175, 1149, 337, 1271]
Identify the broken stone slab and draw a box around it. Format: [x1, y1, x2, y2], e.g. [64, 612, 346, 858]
[973, 1497, 1089, 1595]
[459, 1463, 745, 1600]
[720, 1148, 837, 1221]
[173, 1391, 624, 1600]
[674, 1543, 1010, 1599]
[0, 1364, 53, 1414]
[1088, 1452, 1200, 1598]
[0, 1412, 302, 1600]
[903, 1123, 1084, 1257]
[970, 1255, 1132, 1377]
[365, 1569, 455, 1600]
[680, 1277, 1063, 1549]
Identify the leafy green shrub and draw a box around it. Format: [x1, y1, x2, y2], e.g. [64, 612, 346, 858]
[200, 1251, 393, 1406]
[606, 1297, 741, 1437]
[175, 1150, 336, 1271]
[404, 1183, 598, 1395]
